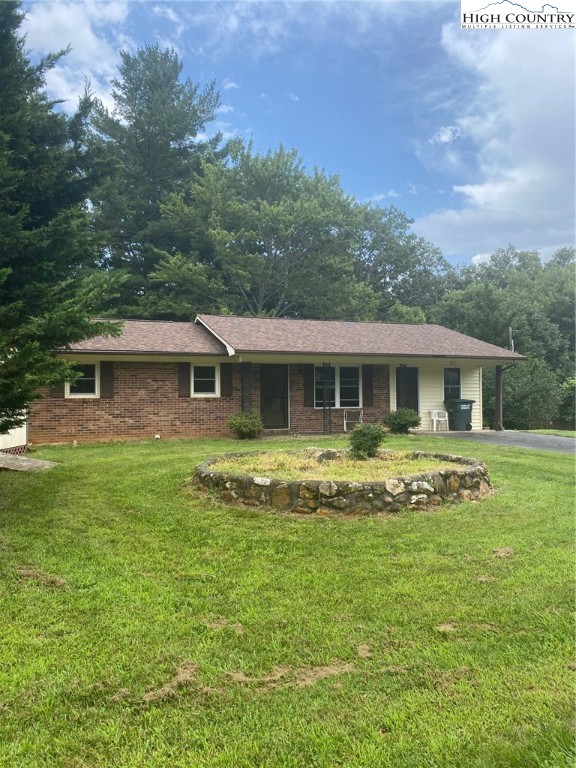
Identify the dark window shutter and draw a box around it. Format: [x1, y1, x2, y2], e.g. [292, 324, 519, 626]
[49, 381, 65, 398]
[177, 363, 190, 397]
[220, 363, 232, 397]
[303, 365, 314, 407]
[220, 363, 233, 397]
[100, 362, 114, 399]
[362, 365, 374, 407]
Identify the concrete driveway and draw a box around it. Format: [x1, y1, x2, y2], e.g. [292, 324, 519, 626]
[428, 430, 575, 454]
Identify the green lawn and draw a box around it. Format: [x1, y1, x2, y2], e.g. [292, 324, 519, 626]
[0, 435, 574, 768]
[525, 430, 576, 438]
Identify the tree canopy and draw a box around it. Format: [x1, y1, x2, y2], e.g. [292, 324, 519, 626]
[0, 0, 120, 433]
[150, 145, 380, 320]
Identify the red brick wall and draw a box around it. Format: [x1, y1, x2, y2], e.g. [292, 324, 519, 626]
[28, 361, 391, 444]
[28, 361, 243, 444]
[288, 364, 390, 433]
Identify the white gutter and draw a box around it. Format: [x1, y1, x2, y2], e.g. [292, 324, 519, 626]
[194, 316, 236, 357]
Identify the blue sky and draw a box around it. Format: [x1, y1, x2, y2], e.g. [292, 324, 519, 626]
[22, 0, 575, 265]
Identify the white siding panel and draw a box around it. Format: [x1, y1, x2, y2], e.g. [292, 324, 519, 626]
[0, 424, 28, 451]
[390, 362, 483, 431]
[461, 365, 483, 430]
[418, 362, 443, 430]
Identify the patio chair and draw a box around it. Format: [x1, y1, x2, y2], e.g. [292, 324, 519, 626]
[430, 409, 449, 432]
[343, 408, 364, 432]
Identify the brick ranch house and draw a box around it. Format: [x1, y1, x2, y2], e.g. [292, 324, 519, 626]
[23, 313, 525, 445]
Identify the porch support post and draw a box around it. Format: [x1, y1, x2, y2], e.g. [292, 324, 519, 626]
[240, 362, 252, 412]
[322, 363, 332, 436]
[494, 365, 503, 431]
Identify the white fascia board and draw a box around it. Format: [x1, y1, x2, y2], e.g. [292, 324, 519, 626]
[194, 316, 236, 356]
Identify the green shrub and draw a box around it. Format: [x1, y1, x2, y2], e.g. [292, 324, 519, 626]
[348, 423, 385, 459]
[384, 408, 421, 434]
[227, 410, 264, 439]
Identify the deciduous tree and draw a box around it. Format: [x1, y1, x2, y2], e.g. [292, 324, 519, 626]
[153, 145, 378, 319]
[354, 205, 453, 319]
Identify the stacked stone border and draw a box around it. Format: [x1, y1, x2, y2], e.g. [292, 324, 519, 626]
[194, 449, 492, 515]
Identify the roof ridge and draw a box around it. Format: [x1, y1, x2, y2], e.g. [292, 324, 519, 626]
[197, 313, 435, 328]
[110, 318, 195, 325]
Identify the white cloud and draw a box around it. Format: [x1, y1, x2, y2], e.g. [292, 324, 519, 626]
[286, 92, 300, 102]
[178, 1, 422, 61]
[429, 125, 461, 145]
[153, 5, 181, 26]
[216, 104, 235, 114]
[152, 3, 187, 40]
[367, 190, 400, 203]
[181, 2, 300, 59]
[222, 78, 240, 90]
[22, 1, 130, 110]
[414, 25, 575, 260]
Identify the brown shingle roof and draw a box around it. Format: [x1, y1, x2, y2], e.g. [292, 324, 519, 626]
[68, 319, 227, 355]
[196, 314, 525, 360]
[66, 315, 525, 361]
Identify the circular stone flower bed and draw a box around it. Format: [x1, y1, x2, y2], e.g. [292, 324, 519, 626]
[194, 448, 492, 515]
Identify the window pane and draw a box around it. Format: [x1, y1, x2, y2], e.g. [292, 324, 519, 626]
[193, 366, 216, 394]
[194, 380, 216, 393]
[339, 367, 359, 385]
[443, 368, 461, 400]
[340, 390, 360, 407]
[340, 367, 360, 407]
[69, 364, 96, 394]
[315, 367, 335, 407]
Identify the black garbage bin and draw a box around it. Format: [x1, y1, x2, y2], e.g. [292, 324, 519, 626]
[444, 399, 475, 431]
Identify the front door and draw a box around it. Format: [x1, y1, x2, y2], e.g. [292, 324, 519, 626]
[260, 365, 289, 429]
[396, 366, 419, 412]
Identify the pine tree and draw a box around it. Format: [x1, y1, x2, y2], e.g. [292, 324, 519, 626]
[89, 44, 222, 314]
[0, 1, 120, 434]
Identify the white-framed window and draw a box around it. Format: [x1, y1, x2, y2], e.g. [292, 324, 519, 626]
[191, 364, 220, 397]
[314, 365, 361, 408]
[65, 363, 100, 398]
[443, 367, 461, 401]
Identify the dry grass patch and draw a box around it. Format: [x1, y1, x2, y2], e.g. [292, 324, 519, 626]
[228, 662, 356, 691]
[15, 566, 66, 588]
[204, 618, 245, 634]
[142, 662, 199, 703]
[140, 660, 357, 703]
[210, 449, 451, 482]
[493, 547, 515, 558]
